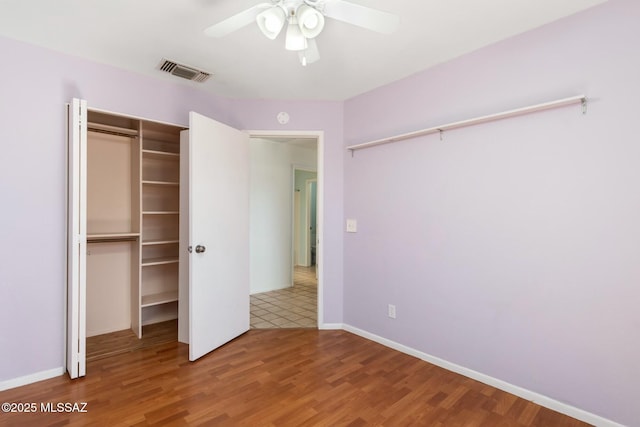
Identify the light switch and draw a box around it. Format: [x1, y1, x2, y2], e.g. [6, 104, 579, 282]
[346, 219, 357, 233]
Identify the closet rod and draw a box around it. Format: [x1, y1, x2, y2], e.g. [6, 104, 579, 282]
[87, 233, 140, 243]
[88, 122, 139, 138]
[87, 237, 139, 243]
[87, 238, 137, 243]
[346, 95, 587, 153]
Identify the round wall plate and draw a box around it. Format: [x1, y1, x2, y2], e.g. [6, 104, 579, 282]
[277, 111, 290, 124]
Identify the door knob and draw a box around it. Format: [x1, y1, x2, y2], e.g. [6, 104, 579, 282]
[195, 245, 206, 253]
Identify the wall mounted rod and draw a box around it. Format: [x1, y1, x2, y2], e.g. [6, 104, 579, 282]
[346, 95, 587, 153]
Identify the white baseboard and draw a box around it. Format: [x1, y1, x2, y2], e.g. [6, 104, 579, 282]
[318, 322, 343, 330]
[0, 367, 65, 392]
[342, 324, 624, 427]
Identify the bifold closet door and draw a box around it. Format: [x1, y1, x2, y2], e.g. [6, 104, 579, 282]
[180, 112, 250, 361]
[67, 98, 87, 379]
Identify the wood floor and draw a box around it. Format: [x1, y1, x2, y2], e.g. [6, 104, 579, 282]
[0, 330, 588, 427]
[86, 266, 317, 361]
[86, 320, 178, 361]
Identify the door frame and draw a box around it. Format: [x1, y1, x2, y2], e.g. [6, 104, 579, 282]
[249, 130, 324, 327]
[305, 178, 317, 268]
[292, 166, 317, 269]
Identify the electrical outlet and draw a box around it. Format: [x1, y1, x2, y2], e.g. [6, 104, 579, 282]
[388, 304, 396, 319]
[346, 219, 357, 233]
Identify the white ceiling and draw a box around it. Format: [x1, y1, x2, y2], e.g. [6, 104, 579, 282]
[0, 0, 607, 101]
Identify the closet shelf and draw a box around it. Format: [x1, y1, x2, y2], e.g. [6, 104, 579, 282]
[141, 256, 179, 267]
[141, 290, 178, 308]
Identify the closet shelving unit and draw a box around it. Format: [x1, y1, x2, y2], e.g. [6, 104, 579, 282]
[139, 121, 182, 329]
[85, 110, 183, 339]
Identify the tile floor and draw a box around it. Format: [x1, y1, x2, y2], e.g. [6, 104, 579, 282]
[250, 266, 317, 329]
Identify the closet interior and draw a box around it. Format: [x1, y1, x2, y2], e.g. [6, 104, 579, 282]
[85, 110, 184, 357]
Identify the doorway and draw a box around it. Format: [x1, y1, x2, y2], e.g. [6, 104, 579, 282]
[247, 131, 322, 328]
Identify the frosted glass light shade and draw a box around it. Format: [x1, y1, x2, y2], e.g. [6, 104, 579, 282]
[256, 7, 286, 40]
[297, 5, 324, 39]
[285, 20, 308, 51]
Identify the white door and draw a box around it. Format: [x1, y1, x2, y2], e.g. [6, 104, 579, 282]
[67, 98, 87, 378]
[181, 112, 250, 361]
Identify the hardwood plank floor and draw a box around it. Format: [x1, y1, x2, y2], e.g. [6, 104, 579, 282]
[0, 330, 589, 427]
[86, 320, 178, 361]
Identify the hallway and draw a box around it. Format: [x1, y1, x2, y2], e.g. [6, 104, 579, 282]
[250, 266, 317, 329]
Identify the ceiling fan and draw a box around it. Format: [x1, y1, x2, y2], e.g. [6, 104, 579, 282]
[204, 0, 399, 66]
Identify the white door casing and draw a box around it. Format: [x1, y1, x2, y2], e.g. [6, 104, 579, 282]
[66, 98, 87, 379]
[250, 130, 324, 326]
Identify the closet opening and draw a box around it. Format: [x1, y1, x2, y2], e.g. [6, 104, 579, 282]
[68, 102, 326, 374]
[83, 109, 184, 361]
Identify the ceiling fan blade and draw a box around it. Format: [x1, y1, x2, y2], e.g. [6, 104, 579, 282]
[322, 0, 399, 34]
[204, 3, 272, 37]
[299, 38, 320, 65]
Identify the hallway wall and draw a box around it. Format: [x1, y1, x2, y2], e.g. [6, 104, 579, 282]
[250, 138, 317, 294]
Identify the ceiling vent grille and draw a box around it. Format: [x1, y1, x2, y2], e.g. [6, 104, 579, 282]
[158, 59, 211, 82]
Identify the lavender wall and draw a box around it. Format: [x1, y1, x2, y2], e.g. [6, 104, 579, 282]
[2, 0, 635, 423]
[343, 1, 638, 425]
[0, 37, 343, 384]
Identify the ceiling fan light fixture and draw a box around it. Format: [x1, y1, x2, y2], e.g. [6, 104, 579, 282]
[256, 7, 286, 40]
[204, 0, 400, 67]
[285, 18, 308, 51]
[296, 5, 325, 38]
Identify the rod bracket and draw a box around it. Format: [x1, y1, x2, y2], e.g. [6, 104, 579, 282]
[581, 97, 588, 115]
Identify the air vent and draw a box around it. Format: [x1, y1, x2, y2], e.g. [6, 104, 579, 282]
[158, 59, 211, 82]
